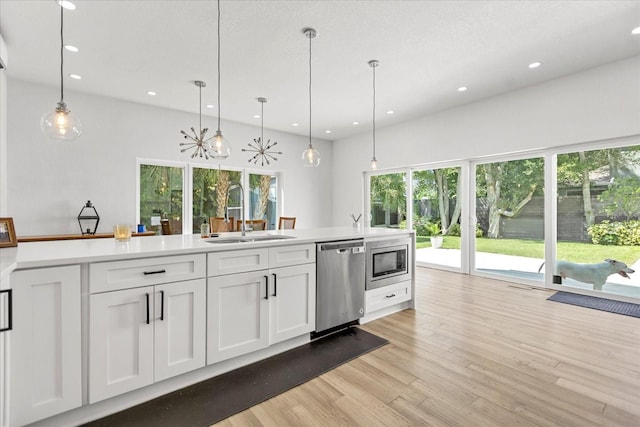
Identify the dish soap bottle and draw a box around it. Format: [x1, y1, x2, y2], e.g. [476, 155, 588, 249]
[200, 222, 210, 238]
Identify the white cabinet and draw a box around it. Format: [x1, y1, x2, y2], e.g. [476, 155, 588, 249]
[207, 244, 316, 365]
[207, 271, 270, 364]
[89, 255, 206, 404]
[269, 264, 315, 344]
[8, 266, 82, 426]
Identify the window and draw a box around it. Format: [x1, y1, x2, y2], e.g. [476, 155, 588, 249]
[369, 172, 407, 229]
[138, 160, 282, 235]
[192, 167, 241, 233]
[138, 162, 185, 235]
[249, 173, 277, 229]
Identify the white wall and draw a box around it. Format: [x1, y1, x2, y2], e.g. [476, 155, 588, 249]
[0, 33, 7, 217]
[332, 56, 640, 225]
[6, 80, 333, 236]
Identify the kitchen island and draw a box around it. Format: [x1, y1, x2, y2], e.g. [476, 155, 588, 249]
[0, 227, 414, 427]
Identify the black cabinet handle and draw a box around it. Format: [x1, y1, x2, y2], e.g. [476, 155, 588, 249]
[145, 293, 150, 324]
[264, 275, 269, 300]
[272, 273, 277, 297]
[160, 290, 165, 321]
[0, 289, 12, 332]
[143, 269, 166, 276]
[385, 294, 396, 299]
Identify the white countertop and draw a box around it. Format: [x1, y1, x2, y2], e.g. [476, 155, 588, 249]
[0, 227, 414, 275]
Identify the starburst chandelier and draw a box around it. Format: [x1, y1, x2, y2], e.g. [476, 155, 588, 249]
[179, 80, 215, 159]
[242, 97, 282, 166]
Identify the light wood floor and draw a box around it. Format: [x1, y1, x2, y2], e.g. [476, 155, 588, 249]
[215, 267, 640, 426]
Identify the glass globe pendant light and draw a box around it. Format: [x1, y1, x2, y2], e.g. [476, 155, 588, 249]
[208, 0, 231, 159]
[40, 3, 82, 141]
[369, 60, 380, 170]
[301, 28, 320, 167]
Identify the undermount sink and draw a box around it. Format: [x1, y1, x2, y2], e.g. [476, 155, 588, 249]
[206, 235, 296, 244]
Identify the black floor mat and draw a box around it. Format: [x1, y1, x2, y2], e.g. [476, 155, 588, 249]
[548, 291, 640, 318]
[83, 327, 389, 427]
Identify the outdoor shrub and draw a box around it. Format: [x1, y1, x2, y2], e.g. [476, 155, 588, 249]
[588, 220, 640, 246]
[448, 223, 461, 236]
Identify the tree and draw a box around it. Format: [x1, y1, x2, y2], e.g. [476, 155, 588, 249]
[370, 173, 406, 226]
[599, 177, 640, 220]
[476, 158, 544, 238]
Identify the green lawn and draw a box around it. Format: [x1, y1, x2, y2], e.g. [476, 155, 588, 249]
[416, 236, 640, 265]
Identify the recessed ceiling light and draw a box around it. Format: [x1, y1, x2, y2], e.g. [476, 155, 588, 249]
[69, 74, 81, 80]
[147, 91, 157, 96]
[206, 104, 214, 109]
[352, 121, 359, 125]
[529, 62, 542, 69]
[632, 26, 640, 35]
[386, 110, 394, 115]
[292, 123, 299, 127]
[458, 86, 468, 92]
[325, 130, 332, 134]
[57, 1, 76, 10]
[253, 115, 260, 119]
[64, 45, 79, 53]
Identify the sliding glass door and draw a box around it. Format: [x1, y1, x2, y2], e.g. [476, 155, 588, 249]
[473, 156, 545, 281]
[412, 166, 463, 269]
[555, 145, 640, 298]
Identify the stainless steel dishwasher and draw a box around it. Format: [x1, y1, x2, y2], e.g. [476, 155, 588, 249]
[315, 239, 366, 333]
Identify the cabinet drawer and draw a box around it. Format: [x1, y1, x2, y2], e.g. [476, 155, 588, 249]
[365, 280, 411, 313]
[269, 244, 315, 268]
[207, 248, 269, 276]
[90, 254, 206, 293]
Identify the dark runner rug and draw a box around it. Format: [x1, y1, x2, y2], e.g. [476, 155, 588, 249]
[548, 291, 640, 318]
[84, 327, 388, 427]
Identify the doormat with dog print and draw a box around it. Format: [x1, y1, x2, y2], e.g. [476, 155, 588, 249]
[548, 291, 640, 318]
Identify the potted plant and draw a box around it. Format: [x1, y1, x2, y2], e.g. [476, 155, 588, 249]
[426, 222, 443, 248]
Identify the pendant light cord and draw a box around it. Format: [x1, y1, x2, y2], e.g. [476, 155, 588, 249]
[216, 0, 221, 133]
[372, 64, 376, 159]
[199, 84, 202, 131]
[308, 31, 312, 149]
[59, 5, 64, 103]
[261, 101, 264, 142]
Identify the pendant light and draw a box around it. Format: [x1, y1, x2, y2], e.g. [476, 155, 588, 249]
[369, 60, 380, 170]
[242, 97, 282, 166]
[40, 3, 82, 141]
[301, 28, 320, 167]
[208, 0, 231, 159]
[179, 80, 215, 159]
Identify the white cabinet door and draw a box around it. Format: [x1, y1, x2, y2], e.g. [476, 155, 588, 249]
[207, 271, 269, 364]
[269, 264, 316, 344]
[90, 286, 154, 403]
[154, 279, 206, 381]
[10, 266, 81, 426]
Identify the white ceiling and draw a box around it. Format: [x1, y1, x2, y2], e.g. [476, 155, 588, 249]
[1, 0, 639, 141]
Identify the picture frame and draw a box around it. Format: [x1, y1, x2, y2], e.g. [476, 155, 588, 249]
[0, 217, 17, 248]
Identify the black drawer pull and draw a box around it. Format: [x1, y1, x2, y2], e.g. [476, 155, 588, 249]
[264, 275, 269, 300]
[385, 294, 396, 299]
[144, 269, 166, 275]
[0, 289, 12, 332]
[145, 293, 150, 324]
[160, 290, 165, 321]
[272, 273, 277, 297]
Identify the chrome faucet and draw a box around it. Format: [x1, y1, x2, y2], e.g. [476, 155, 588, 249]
[225, 182, 247, 236]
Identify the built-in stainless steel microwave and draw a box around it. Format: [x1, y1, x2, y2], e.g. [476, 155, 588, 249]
[366, 237, 411, 290]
